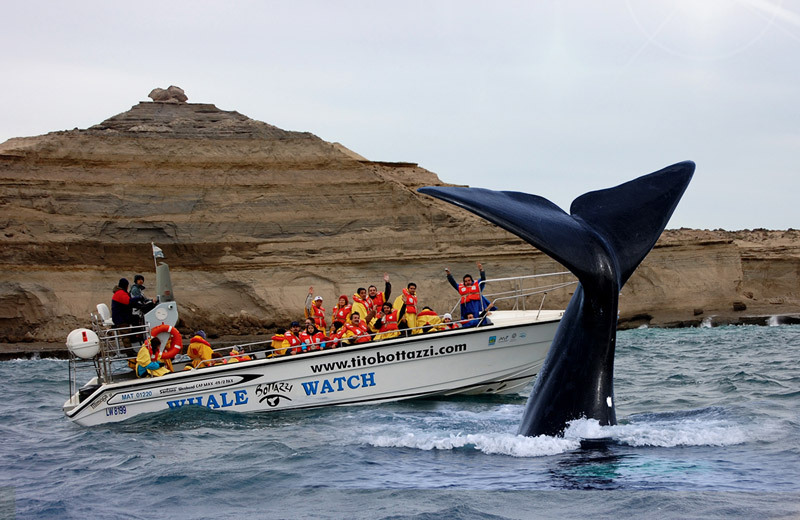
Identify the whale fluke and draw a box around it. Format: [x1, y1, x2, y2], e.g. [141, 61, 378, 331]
[419, 161, 694, 436]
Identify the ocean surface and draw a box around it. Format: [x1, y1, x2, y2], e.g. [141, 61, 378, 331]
[1, 324, 799, 519]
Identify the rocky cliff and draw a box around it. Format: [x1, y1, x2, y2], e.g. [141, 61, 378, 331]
[1, 95, 799, 343]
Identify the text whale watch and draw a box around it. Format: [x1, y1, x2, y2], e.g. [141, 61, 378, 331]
[418, 161, 695, 437]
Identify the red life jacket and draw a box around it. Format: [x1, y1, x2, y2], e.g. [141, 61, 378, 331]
[285, 331, 303, 354]
[458, 282, 481, 304]
[300, 331, 326, 350]
[403, 289, 418, 314]
[445, 322, 461, 330]
[311, 303, 327, 330]
[370, 293, 385, 312]
[345, 321, 370, 343]
[378, 310, 399, 332]
[332, 304, 352, 323]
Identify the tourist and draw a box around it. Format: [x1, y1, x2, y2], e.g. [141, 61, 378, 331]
[445, 262, 495, 319]
[442, 313, 461, 330]
[351, 288, 376, 325]
[414, 306, 443, 334]
[342, 312, 371, 345]
[111, 277, 134, 354]
[284, 321, 304, 355]
[299, 322, 327, 351]
[330, 295, 352, 333]
[304, 287, 327, 332]
[135, 336, 170, 378]
[367, 273, 392, 313]
[224, 346, 251, 363]
[129, 274, 156, 324]
[269, 328, 287, 357]
[393, 283, 419, 334]
[185, 330, 215, 369]
[371, 302, 402, 341]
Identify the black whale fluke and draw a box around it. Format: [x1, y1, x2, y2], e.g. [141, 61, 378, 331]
[418, 161, 695, 437]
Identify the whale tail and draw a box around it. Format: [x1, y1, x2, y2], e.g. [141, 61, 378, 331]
[418, 161, 694, 289]
[419, 161, 694, 437]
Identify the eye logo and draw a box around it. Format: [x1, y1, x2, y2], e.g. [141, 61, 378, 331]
[260, 394, 292, 407]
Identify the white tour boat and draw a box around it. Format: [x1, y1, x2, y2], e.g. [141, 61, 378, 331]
[63, 261, 572, 426]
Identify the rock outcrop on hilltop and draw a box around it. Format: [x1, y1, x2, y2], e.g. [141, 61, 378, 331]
[1, 93, 799, 343]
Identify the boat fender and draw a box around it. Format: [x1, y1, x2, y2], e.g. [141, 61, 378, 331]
[66, 328, 100, 359]
[150, 324, 183, 359]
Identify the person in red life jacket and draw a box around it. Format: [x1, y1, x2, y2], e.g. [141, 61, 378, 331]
[224, 345, 252, 363]
[299, 321, 327, 351]
[330, 295, 352, 333]
[393, 283, 419, 334]
[442, 313, 461, 330]
[327, 322, 345, 349]
[304, 287, 327, 332]
[135, 337, 170, 378]
[370, 302, 403, 341]
[284, 321, 304, 355]
[367, 273, 392, 313]
[184, 330, 218, 369]
[445, 262, 495, 321]
[342, 312, 371, 345]
[413, 306, 443, 334]
[269, 328, 287, 357]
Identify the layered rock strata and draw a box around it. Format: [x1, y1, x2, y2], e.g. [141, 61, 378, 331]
[1, 98, 798, 343]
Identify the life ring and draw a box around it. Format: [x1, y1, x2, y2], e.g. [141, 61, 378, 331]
[150, 324, 183, 359]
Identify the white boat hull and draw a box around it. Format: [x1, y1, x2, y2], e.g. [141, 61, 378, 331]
[64, 311, 560, 426]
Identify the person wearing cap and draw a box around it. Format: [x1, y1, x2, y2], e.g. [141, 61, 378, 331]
[129, 274, 156, 324]
[304, 287, 327, 331]
[442, 313, 461, 330]
[283, 321, 304, 355]
[185, 330, 216, 369]
[110, 277, 134, 354]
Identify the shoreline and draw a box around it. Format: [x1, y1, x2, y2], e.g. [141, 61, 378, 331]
[3, 313, 798, 361]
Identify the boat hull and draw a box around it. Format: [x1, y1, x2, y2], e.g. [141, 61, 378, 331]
[64, 317, 559, 426]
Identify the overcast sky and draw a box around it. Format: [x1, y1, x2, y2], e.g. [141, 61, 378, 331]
[2, 1, 798, 229]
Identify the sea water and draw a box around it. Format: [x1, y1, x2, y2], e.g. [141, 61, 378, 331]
[1, 325, 799, 519]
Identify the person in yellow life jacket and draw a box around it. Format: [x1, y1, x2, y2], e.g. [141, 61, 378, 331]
[184, 330, 215, 369]
[342, 312, 371, 345]
[371, 302, 402, 341]
[367, 272, 392, 314]
[413, 306, 443, 334]
[135, 337, 170, 378]
[351, 288, 377, 326]
[269, 328, 287, 357]
[330, 295, 352, 332]
[284, 321, 304, 355]
[393, 282, 418, 334]
[224, 345, 251, 364]
[304, 287, 327, 332]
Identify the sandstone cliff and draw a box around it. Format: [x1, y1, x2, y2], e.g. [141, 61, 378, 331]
[1, 97, 799, 343]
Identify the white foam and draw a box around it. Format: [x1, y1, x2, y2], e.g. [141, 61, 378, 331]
[366, 431, 579, 457]
[563, 417, 768, 447]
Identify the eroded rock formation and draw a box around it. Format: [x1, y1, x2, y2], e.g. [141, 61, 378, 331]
[1, 96, 798, 343]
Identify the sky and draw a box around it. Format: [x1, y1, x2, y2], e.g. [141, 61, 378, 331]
[2, 0, 798, 230]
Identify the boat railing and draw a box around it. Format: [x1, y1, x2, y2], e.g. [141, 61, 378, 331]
[447, 271, 576, 318]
